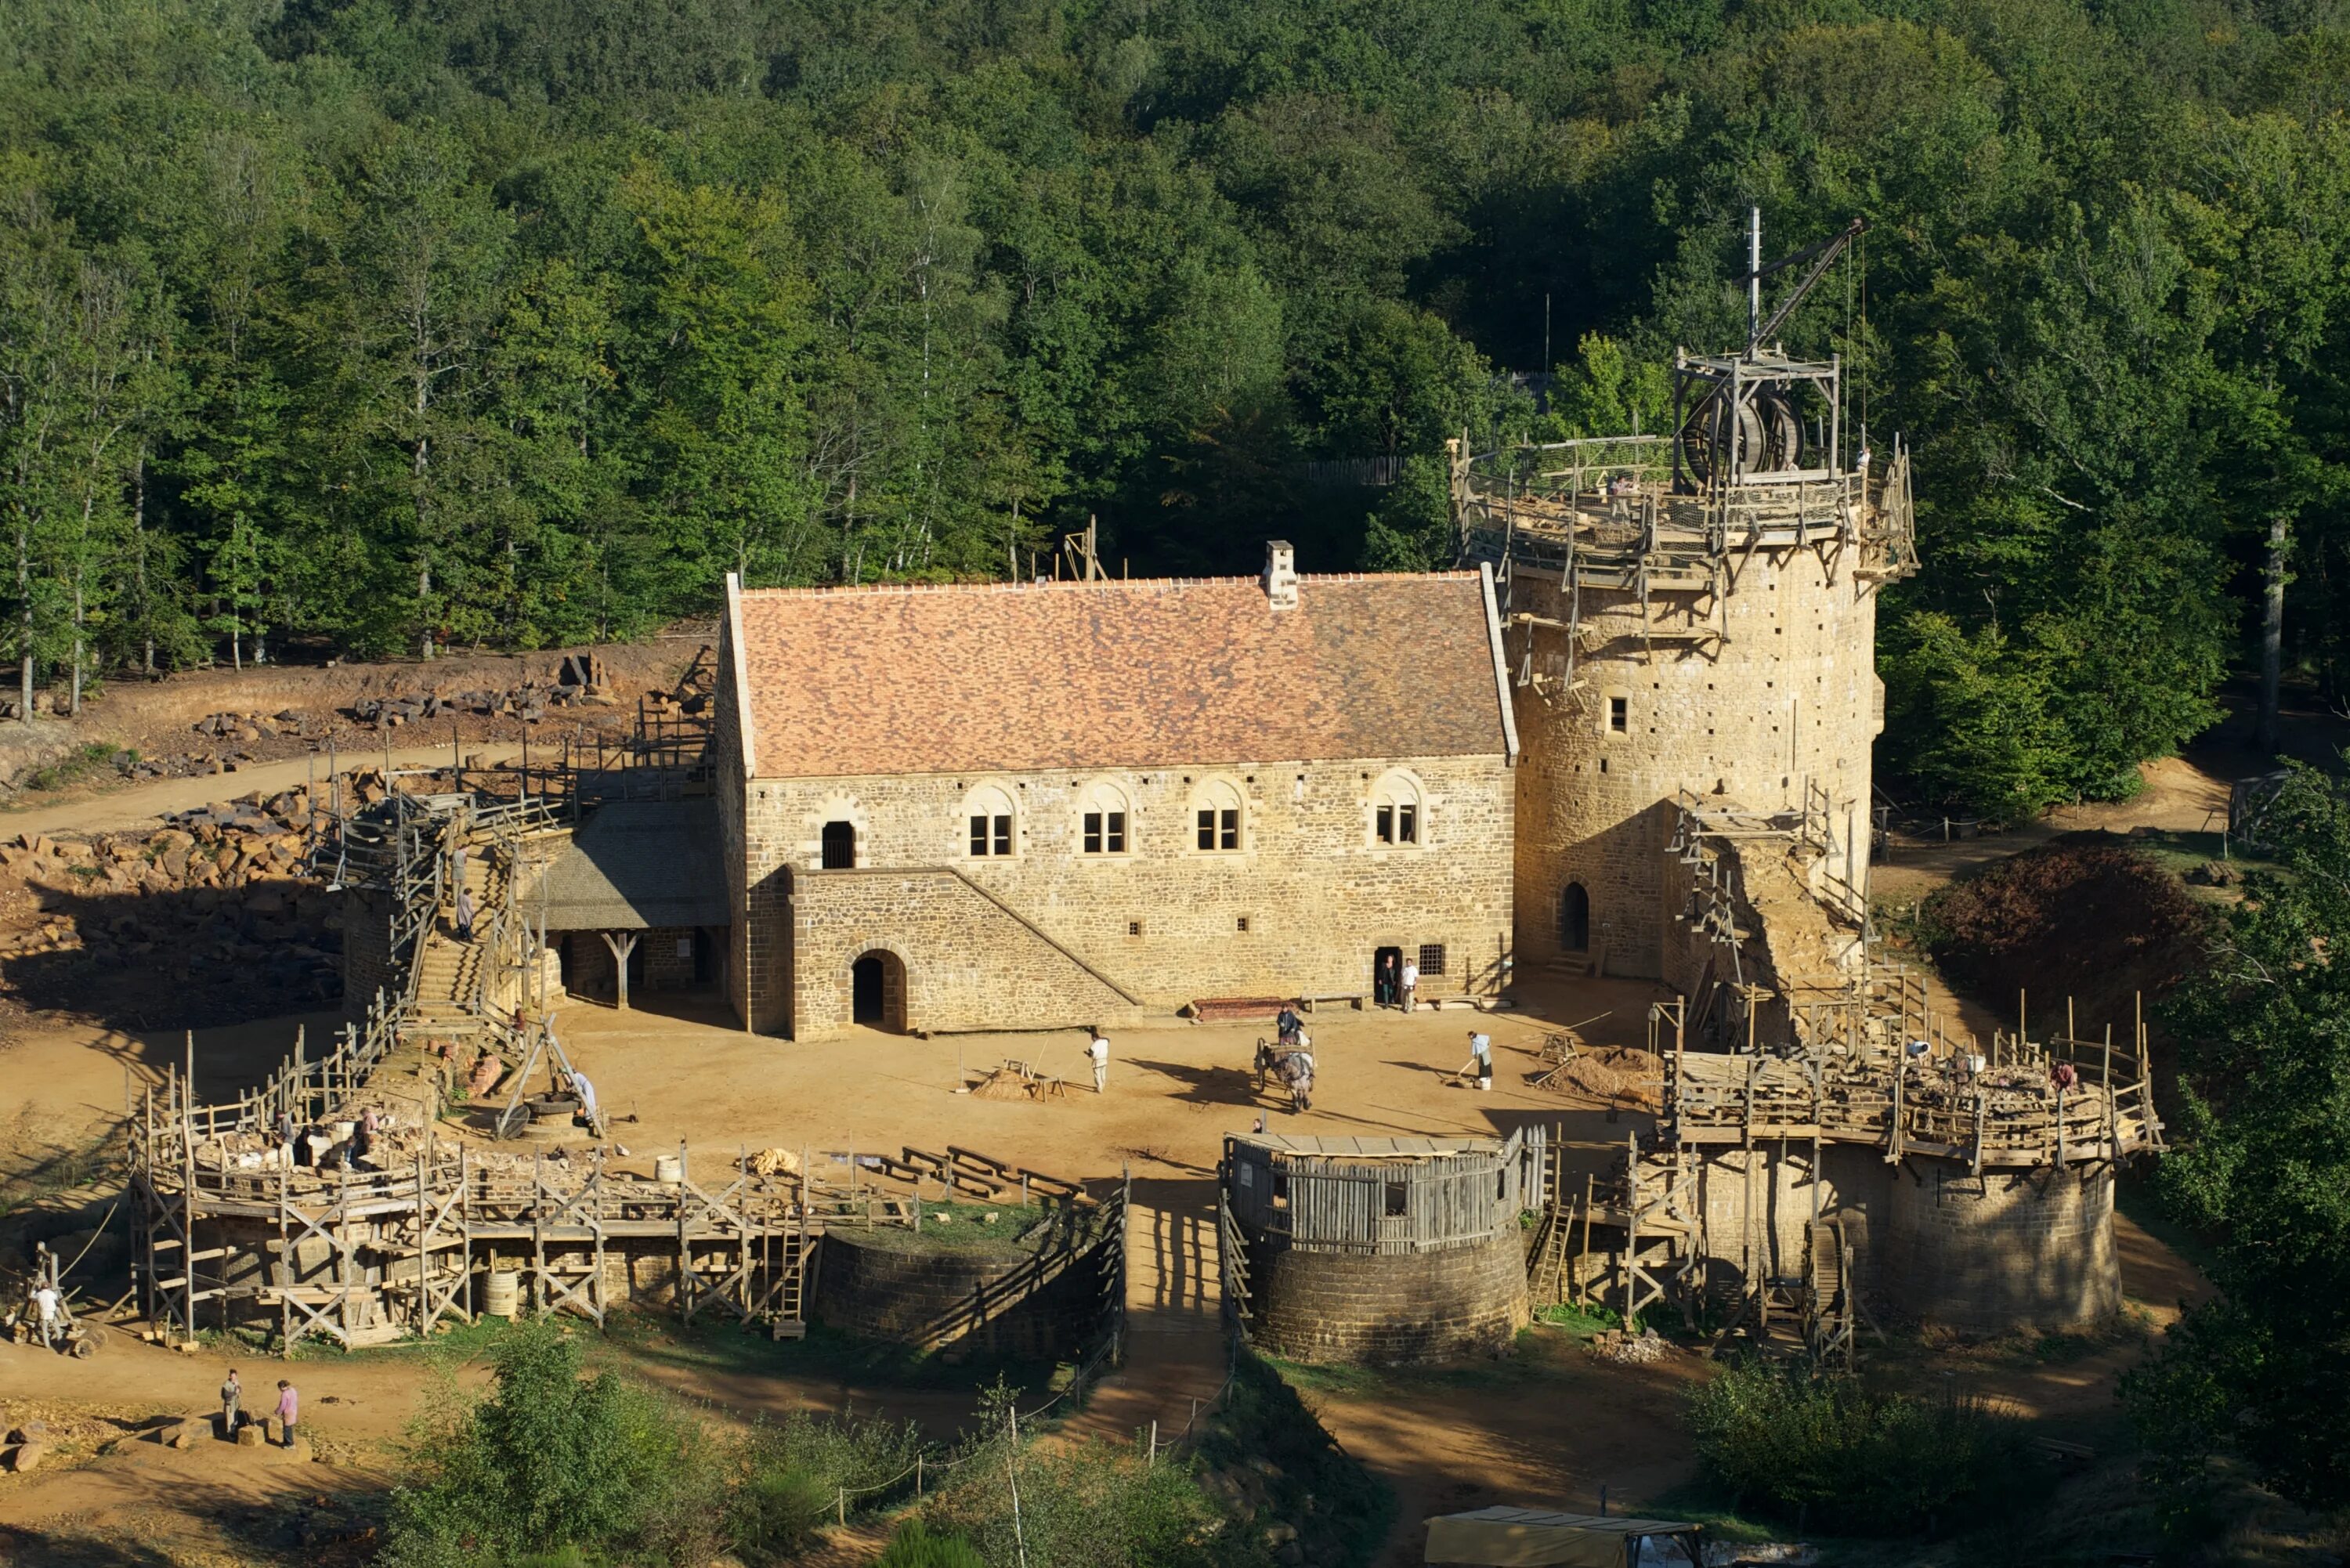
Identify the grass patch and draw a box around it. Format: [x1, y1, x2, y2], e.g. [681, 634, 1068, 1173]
[1532, 1301, 1632, 1336]
[846, 1202, 1050, 1255]
[23, 742, 136, 793]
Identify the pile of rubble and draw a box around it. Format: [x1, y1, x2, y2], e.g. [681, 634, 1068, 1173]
[0, 787, 339, 1017]
[190, 709, 333, 744]
[1589, 1325, 1670, 1364]
[348, 679, 611, 730]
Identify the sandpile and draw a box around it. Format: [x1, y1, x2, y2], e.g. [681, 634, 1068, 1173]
[971, 1069, 1040, 1101]
[744, 1147, 802, 1176]
[1559, 1046, 1662, 1108]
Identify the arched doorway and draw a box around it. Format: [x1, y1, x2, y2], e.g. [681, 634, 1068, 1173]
[849, 949, 907, 1031]
[1558, 883, 1590, 952]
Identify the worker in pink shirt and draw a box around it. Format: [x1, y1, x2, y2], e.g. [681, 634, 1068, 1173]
[273, 1379, 298, 1448]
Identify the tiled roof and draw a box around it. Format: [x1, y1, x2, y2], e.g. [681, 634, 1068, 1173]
[729, 573, 1507, 779]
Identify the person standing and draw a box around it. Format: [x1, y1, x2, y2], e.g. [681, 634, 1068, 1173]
[1376, 951, 1397, 1009]
[31, 1281, 63, 1351]
[273, 1380, 298, 1449]
[1467, 1030, 1493, 1092]
[220, 1368, 242, 1436]
[1400, 956, 1419, 1014]
[1087, 1031, 1110, 1093]
[454, 887, 477, 942]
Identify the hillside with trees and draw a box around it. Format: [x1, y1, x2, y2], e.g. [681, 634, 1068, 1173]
[3, 0, 2348, 811]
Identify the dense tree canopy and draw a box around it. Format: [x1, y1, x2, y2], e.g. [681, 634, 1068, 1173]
[2125, 762, 2350, 1524]
[4, 0, 2349, 807]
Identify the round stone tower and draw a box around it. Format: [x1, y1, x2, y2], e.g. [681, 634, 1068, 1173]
[1456, 348, 1915, 985]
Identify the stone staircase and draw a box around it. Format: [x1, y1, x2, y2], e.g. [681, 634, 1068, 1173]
[407, 854, 507, 1027]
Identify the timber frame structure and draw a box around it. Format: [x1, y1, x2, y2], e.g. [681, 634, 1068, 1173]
[128, 748, 1121, 1354]
[1531, 989, 2165, 1360]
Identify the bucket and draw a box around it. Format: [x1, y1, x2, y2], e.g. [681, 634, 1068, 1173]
[483, 1270, 520, 1319]
[653, 1154, 682, 1185]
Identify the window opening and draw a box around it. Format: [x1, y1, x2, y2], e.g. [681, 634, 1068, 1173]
[1197, 807, 1238, 850]
[969, 814, 1014, 856]
[1083, 810, 1127, 854]
[1418, 942, 1447, 976]
[821, 821, 855, 869]
[1383, 1181, 1408, 1218]
[1608, 695, 1629, 732]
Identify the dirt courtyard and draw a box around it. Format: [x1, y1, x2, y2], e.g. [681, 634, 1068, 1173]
[534, 976, 1665, 1194]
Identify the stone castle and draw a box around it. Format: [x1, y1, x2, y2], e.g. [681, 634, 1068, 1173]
[707, 344, 1914, 1047]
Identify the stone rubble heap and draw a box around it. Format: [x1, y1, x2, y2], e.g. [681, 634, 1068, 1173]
[349, 680, 613, 729]
[1589, 1325, 1668, 1364]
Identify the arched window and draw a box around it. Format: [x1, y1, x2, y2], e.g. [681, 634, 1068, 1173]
[1078, 780, 1130, 855]
[821, 821, 856, 869]
[1369, 771, 1425, 846]
[1191, 778, 1244, 852]
[963, 783, 1016, 858]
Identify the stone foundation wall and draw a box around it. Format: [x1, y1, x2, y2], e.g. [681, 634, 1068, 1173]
[339, 889, 398, 1013]
[1246, 1233, 1528, 1363]
[1885, 1159, 2120, 1332]
[812, 1230, 1116, 1357]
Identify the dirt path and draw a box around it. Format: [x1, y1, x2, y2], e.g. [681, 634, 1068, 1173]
[1064, 1181, 1230, 1453]
[1871, 755, 2234, 909]
[0, 744, 536, 839]
[1299, 1335, 1712, 1568]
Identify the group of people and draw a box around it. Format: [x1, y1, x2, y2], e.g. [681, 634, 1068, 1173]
[1372, 952, 1421, 1012]
[271, 1105, 384, 1172]
[219, 1368, 302, 1447]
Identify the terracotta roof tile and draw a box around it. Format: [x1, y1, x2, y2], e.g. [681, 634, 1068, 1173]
[732, 573, 1506, 779]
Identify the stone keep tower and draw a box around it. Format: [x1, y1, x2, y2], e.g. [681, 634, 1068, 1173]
[1457, 222, 1917, 985]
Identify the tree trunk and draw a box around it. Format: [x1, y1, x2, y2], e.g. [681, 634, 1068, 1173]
[134, 447, 154, 676]
[17, 524, 33, 725]
[2259, 513, 2289, 756]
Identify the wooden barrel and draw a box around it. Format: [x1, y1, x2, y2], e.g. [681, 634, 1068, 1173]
[653, 1154, 683, 1185]
[483, 1270, 521, 1319]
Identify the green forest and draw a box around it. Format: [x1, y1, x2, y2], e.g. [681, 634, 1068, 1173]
[3, 0, 2348, 810]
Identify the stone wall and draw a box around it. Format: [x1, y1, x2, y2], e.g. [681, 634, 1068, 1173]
[733, 753, 1515, 1038]
[1885, 1159, 2120, 1331]
[340, 888, 398, 1013]
[1509, 547, 1882, 980]
[812, 1229, 1116, 1357]
[1245, 1231, 1528, 1362]
[792, 870, 1141, 1037]
[1686, 1141, 1886, 1300]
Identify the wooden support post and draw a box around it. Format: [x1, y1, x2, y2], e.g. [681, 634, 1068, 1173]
[601, 930, 638, 1010]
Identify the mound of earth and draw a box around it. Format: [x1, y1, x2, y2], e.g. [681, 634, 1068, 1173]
[1921, 836, 2211, 1087]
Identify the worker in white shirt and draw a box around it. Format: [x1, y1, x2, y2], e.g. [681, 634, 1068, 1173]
[1400, 957, 1419, 1013]
[32, 1283, 63, 1351]
[1086, 1031, 1110, 1093]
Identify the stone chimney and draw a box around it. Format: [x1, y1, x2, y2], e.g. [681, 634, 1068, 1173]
[1263, 540, 1299, 611]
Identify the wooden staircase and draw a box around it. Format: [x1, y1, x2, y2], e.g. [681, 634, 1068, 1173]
[407, 854, 508, 1028]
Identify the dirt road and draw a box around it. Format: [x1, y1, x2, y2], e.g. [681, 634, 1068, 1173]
[0, 745, 537, 839]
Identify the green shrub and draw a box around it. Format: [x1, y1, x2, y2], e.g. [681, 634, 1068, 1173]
[1686, 1360, 2041, 1535]
[381, 1321, 725, 1568]
[730, 1409, 924, 1563]
[877, 1519, 987, 1568]
[920, 1384, 1235, 1568]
